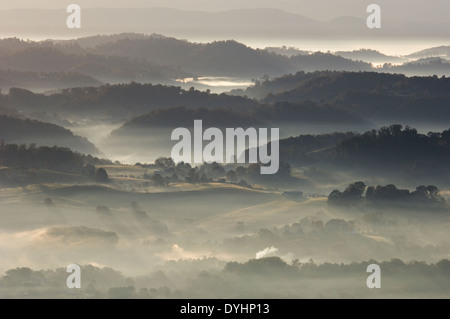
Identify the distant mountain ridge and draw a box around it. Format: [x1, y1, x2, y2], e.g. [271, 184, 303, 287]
[1, 33, 449, 90]
[1, 7, 449, 39]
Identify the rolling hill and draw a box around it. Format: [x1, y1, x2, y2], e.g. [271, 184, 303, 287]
[0, 115, 99, 154]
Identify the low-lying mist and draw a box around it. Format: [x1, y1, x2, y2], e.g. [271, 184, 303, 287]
[1, 165, 449, 298]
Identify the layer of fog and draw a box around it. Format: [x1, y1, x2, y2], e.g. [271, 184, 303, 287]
[1, 185, 449, 297]
[62, 119, 450, 167]
[1, 176, 449, 274]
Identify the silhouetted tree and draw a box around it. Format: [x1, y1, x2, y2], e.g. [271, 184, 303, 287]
[226, 170, 237, 183]
[95, 168, 108, 183]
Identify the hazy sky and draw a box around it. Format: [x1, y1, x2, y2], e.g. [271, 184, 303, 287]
[2, 0, 450, 23]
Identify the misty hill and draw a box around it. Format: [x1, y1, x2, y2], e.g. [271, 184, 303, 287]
[111, 102, 365, 138]
[0, 143, 108, 171]
[289, 52, 372, 72]
[235, 71, 450, 123]
[278, 125, 450, 185]
[2, 34, 448, 82]
[254, 101, 366, 124]
[0, 69, 101, 91]
[0, 143, 111, 186]
[238, 71, 450, 100]
[406, 46, 450, 59]
[255, 125, 450, 185]
[273, 132, 357, 165]
[234, 70, 399, 99]
[1, 34, 373, 79]
[56, 34, 372, 77]
[52, 35, 450, 78]
[4, 71, 450, 128]
[114, 107, 260, 132]
[334, 125, 450, 174]
[0, 104, 18, 117]
[334, 49, 402, 63]
[0, 115, 98, 154]
[265, 47, 310, 57]
[53, 33, 151, 50]
[0, 38, 43, 57]
[383, 57, 450, 77]
[3, 83, 259, 120]
[86, 36, 293, 77]
[0, 46, 188, 84]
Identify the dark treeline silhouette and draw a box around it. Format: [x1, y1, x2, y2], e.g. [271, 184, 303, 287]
[254, 101, 365, 124]
[137, 157, 295, 187]
[4, 71, 450, 124]
[2, 258, 448, 298]
[383, 57, 450, 77]
[3, 83, 259, 119]
[225, 257, 450, 278]
[3, 83, 362, 126]
[0, 143, 111, 173]
[251, 132, 356, 166]
[118, 106, 261, 130]
[249, 125, 450, 185]
[114, 103, 363, 135]
[236, 71, 450, 100]
[280, 132, 355, 162]
[0, 115, 98, 154]
[334, 125, 450, 176]
[234, 71, 450, 123]
[328, 181, 446, 209]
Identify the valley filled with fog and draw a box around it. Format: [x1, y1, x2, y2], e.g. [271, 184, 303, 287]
[1, 7, 450, 298]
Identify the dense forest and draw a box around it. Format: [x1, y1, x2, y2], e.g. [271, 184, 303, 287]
[0, 115, 98, 154]
[0, 143, 111, 186]
[2, 84, 259, 119]
[112, 102, 364, 136]
[328, 181, 447, 210]
[238, 71, 450, 101]
[233, 71, 450, 123]
[2, 71, 450, 125]
[249, 125, 450, 186]
[333, 125, 450, 178]
[0, 143, 110, 172]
